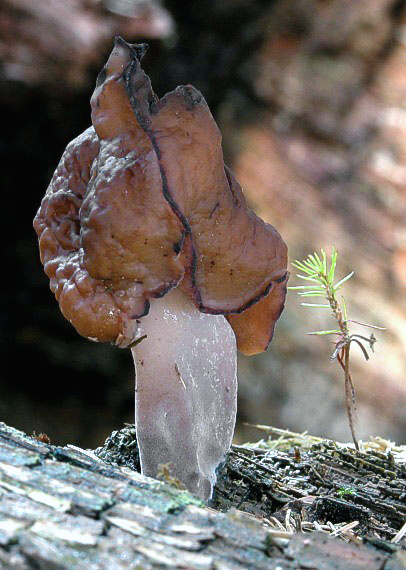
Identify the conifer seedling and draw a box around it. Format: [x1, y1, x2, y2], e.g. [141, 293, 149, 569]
[289, 247, 385, 450]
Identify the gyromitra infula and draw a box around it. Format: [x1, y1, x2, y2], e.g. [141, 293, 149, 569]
[34, 38, 288, 500]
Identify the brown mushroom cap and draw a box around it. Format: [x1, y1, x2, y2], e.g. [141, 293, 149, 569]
[226, 275, 288, 356]
[82, 42, 185, 295]
[34, 37, 288, 353]
[34, 42, 185, 346]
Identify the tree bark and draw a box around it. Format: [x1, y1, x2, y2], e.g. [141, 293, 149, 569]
[0, 422, 404, 569]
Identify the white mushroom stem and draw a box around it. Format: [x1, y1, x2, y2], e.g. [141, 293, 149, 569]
[130, 287, 237, 501]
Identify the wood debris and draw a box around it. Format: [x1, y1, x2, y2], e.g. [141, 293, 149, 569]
[0, 421, 403, 568]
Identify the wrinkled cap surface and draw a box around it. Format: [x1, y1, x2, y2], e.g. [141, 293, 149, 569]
[34, 37, 288, 353]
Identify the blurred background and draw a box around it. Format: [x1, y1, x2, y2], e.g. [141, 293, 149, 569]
[1, 0, 405, 449]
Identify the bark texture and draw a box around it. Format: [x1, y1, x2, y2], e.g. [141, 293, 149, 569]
[1, 421, 404, 568]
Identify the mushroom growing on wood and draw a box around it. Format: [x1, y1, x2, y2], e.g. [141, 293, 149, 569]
[34, 38, 288, 500]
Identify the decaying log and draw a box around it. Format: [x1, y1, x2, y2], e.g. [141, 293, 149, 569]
[214, 430, 406, 542]
[0, 421, 404, 569]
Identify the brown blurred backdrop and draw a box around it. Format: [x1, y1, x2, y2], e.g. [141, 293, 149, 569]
[0, 0, 405, 448]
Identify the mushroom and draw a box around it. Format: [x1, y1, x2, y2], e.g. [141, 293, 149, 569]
[34, 38, 288, 500]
